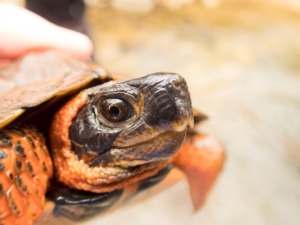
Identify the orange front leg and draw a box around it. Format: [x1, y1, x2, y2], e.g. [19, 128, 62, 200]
[0, 124, 53, 225]
[172, 132, 225, 210]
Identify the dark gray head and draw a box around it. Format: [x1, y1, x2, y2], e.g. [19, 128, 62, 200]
[69, 73, 193, 168]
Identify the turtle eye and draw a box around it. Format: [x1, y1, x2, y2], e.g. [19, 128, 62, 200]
[100, 99, 129, 122]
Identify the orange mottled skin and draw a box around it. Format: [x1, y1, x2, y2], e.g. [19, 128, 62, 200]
[0, 127, 53, 225]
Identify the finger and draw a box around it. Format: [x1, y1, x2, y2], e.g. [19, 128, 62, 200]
[0, 3, 93, 60]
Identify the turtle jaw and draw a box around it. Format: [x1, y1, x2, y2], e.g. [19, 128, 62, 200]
[108, 129, 187, 168]
[171, 114, 194, 132]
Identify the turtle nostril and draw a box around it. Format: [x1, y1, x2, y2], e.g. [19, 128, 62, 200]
[171, 78, 189, 99]
[173, 80, 181, 89]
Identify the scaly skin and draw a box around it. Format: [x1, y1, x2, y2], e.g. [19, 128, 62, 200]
[0, 125, 53, 225]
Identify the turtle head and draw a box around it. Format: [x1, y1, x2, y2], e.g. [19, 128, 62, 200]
[51, 73, 194, 191]
[69, 73, 193, 167]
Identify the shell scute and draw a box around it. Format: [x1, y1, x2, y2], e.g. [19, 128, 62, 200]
[0, 51, 111, 130]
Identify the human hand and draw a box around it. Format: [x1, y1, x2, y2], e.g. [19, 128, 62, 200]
[0, 3, 92, 64]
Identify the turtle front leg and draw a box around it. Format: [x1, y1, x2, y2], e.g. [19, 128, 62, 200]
[172, 110, 225, 210]
[0, 124, 53, 225]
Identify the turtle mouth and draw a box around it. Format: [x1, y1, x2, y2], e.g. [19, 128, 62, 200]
[119, 159, 170, 176]
[86, 129, 186, 170]
[109, 129, 187, 168]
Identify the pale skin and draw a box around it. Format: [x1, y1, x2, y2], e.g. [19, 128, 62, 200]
[0, 3, 93, 64]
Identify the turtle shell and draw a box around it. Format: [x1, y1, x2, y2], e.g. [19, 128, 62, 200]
[0, 51, 112, 129]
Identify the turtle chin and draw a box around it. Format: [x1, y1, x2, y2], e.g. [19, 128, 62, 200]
[110, 129, 187, 168]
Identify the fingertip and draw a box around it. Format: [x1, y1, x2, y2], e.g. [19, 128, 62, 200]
[52, 27, 94, 60]
[0, 3, 94, 60]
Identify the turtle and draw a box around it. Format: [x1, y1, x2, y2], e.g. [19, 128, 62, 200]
[0, 51, 225, 225]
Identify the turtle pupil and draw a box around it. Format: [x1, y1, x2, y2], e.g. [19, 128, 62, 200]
[109, 105, 120, 118]
[99, 98, 129, 122]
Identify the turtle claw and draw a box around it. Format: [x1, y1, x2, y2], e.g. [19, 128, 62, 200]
[193, 109, 208, 125]
[172, 132, 225, 211]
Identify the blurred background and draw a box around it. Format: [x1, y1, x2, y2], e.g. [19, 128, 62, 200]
[1, 0, 300, 224]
